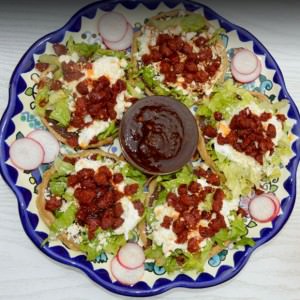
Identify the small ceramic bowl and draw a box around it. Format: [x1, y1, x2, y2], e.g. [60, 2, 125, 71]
[119, 96, 198, 175]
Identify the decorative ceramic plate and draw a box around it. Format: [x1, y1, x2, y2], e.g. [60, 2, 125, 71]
[1, 0, 300, 297]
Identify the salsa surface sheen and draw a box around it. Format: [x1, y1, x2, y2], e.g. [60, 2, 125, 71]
[120, 96, 198, 174]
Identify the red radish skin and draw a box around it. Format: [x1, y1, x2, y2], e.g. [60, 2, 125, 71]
[10, 138, 44, 170]
[98, 12, 128, 42]
[264, 193, 281, 216]
[117, 243, 145, 270]
[231, 58, 262, 83]
[104, 23, 133, 50]
[27, 130, 59, 163]
[249, 194, 278, 223]
[232, 49, 258, 75]
[111, 257, 144, 286]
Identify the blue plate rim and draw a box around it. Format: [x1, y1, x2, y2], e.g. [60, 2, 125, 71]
[0, 0, 300, 297]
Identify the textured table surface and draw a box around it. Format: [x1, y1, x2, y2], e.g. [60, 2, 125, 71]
[0, 1, 299, 299]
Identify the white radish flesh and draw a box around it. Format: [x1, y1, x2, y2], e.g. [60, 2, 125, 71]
[104, 23, 133, 50]
[232, 49, 258, 74]
[231, 58, 261, 83]
[249, 194, 278, 223]
[10, 138, 44, 170]
[98, 12, 128, 42]
[117, 243, 145, 270]
[111, 257, 144, 286]
[27, 130, 59, 163]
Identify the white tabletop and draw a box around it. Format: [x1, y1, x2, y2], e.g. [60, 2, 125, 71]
[0, 1, 299, 299]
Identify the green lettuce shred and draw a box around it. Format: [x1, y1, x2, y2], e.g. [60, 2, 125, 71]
[98, 122, 118, 140]
[49, 177, 67, 196]
[67, 36, 101, 58]
[120, 163, 147, 186]
[147, 13, 206, 33]
[145, 240, 215, 274]
[50, 203, 76, 233]
[103, 234, 126, 255]
[49, 97, 70, 127]
[53, 158, 75, 176]
[142, 66, 194, 107]
[35, 86, 50, 116]
[157, 165, 196, 192]
[212, 213, 254, 247]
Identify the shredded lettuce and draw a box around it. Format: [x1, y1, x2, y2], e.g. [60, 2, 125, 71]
[120, 163, 147, 186]
[80, 231, 126, 261]
[94, 48, 127, 60]
[38, 54, 60, 67]
[67, 36, 101, 58]
[126, 80, 145, 98]
[147, 13, 206, 33]
[49, 177, 67, 196]
[157, 165, 196, 192]
[145, 240, 215, 274]
[212, 213, 254, 247]
[103, 234, 126, 255]
[35, 86, 50, 116]
[53, 158, 75, 176]
[79, 241, 101, 261]
[49, 97, 71, 127]
[50, 203, 76, 233]
[98, 121, 118, 140]
[142, 66, 194, 107]
[208, 28, 226, 45]
[182, 240, 213, 273]
[180, 13, 207, 32]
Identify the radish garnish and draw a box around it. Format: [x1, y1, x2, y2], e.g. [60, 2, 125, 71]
[111, 257, 144, 286]
[264, 193, 281, 216]
[10, 138, 44, 170]
[27, 130, 59, 163]
[104, 23, 133, 50]
[249, 193, 279, 223]
[232, 49, 258, 75]
[117, 243, 145, 270]
[98, 12, 128, 42]
[231, 58, 261, 83]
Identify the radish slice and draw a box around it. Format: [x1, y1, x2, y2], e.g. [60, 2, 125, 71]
[27, 130, 59, 163]
[232, 58, 261, 83]
[232, 49, 258, 75]
[264, 193, 281, 216]
[10, 138, 44, 170]
[111, 257, 144, 286]
[104, 23, 133, 50]
[98, 12, 128, 42]
[249, 194, 278, 223]
[117, 243, 145, 270]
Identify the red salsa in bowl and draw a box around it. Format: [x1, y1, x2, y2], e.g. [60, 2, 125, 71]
[119, 96, 198, 175]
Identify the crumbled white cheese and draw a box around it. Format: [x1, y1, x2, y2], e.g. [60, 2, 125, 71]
[75, 158, 107, 173]
[114, 197, 141, 239]
[114, 91, 126, 120]
[58, 52, 80, 64]
[92, 56, 126, 84]
[66, 224, 82, 244]
[78, 120, 110, 148]
[214, 141, 262, 173]
[152, 226, 187, 256]
[265, 115, 283, 145]
[84, 114, 93, 124]
[220, 197, 240, 227]
[154, 205, 179, 223]
[96, 230, 111, 251]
